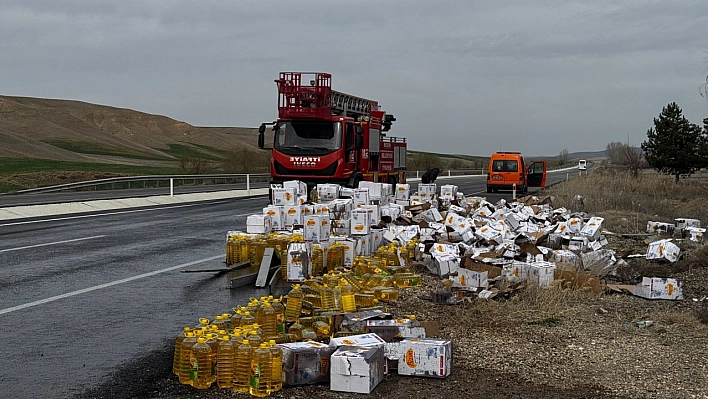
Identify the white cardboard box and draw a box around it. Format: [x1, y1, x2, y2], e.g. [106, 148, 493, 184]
[283, 180, 308, 197]
[440, 184, 458, 200]
[351, 209, 371, 235]
[395, 183, 410, 200]
[329, 198, 353, 219]
[635, 277, 683, 300]
[359, 204, 380, 226]
[262, 206, 284, 230]
[330, 346, 385, 394]
[329, 333, 386, 348]
[303, 215, 324, 243]
[279, 341, 336, 386]
[317, 183, 340, 202]
[675, 218, 701, 229]
[286, 242, 310, 282]
[353, 189, 370, 207]
[646, 239, 680, 263]
[283, 205, 302, 228]
[365, 319, 426, 342]
[580, 216, 604, 241]
[246, 214, 272, 234]
[386, 338, 452, 378]
[449, 268, 488, 289]
[272, 187, 297, 206]
[529, 261, 556, 287]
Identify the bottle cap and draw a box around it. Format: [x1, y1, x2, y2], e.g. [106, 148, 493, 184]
[269, 340, 276, 345]
[243, 340, 250, 345]
[197, 337, 206, 343]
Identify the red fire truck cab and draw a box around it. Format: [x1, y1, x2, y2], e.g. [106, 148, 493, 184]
[258, 72, 407, 189]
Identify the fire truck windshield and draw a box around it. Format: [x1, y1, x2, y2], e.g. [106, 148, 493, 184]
[274, 121, 342, 154]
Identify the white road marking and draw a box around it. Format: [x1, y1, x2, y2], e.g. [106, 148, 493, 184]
[0, 199, 263, 227]
[0, 235, 106, 253]
[0, 254, 223, 316]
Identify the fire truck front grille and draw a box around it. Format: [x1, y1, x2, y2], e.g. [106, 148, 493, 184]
[274, 160, 339, 177]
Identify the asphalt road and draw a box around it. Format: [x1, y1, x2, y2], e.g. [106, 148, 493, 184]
[0, 167, 580, 398]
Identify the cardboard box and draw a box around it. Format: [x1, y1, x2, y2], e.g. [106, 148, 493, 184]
[303, 215, 326, 243]
[329, 198, 353, 219]
[528, 261, 556, 287]
[675, 218, 701, 229]
[417, 183, 437, 200]
[283, 180, 308, 197]
[440, 185, 458, 200]
[330, 346, 385, 394]
[284, 205, 302, 228]
[280, 341, 336, 386]
[386, 338, 452, 378]
[287, 242, 310, 282]
[334, 310, 392, 334]
[353, 188, 370, 207]
[330, 333, 387, 348]
[360, 204, 380, 226]
[317, 183, 340, 202]
[395, 183, 410, 200]
[272, 187, 297, 206]
[635, 277, 683, 300]
[646, 221, 675, 235]
[449, 268, 488, 289]
[580, 216, 604, 241]
[503, 261, 530, 282]
[351, 209, 371, 235]
[246, 214, 272, 234]
[433, 254, 460, 277]
[365, 319, 427, 342]
[263, 206, 284, 231]
[686, 226, 706, 242]
[646, 239, 680, 263]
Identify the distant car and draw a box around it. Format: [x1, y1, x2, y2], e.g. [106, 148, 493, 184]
[578, 159, 587, 171]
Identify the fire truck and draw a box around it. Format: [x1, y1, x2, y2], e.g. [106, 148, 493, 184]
[258, 72, 407, 189]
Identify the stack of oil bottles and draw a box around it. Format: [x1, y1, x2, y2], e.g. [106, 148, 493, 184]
[174, 235, 421, 395]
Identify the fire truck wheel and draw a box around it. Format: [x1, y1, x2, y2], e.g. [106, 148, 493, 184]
[351, 174, 364, 189]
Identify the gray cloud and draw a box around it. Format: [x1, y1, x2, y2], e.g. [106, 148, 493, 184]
[1, 0, 706, 156]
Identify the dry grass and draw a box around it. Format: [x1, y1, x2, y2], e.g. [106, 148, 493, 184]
[546, 166, 708, 233]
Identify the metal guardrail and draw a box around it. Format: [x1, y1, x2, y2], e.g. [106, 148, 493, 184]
[5, 173, 272, 195]
[5, 165, 578, 195]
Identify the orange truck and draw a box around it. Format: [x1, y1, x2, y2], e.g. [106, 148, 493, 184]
[486, 152, 546, 193]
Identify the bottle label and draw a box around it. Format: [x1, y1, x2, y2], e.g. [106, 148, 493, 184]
[190, 357, 198, 380]
[250, 361, 261, 387]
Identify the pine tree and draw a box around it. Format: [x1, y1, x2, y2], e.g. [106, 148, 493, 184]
[641, 102, 703, 182]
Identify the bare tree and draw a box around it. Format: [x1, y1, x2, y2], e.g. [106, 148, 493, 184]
[623, 145, 646, 177]
[558, 149, 569, 166]
[412, 153, 441, 171]
[605, 142, 626, 164]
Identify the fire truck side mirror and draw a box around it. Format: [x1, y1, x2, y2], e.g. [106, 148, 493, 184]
[355, 125, 364, 135]
[258, 124, 266, 134]
[258, 131, 265, 149]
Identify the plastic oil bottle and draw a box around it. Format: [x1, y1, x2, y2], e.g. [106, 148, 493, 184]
[190, 337, 214, 389]
[284, 284, 304, 323]
[250, 343, 273, 397]
[247, 330, 263, 349]
[340, 283, 357, 312]
[320, 283, 335, 310]
[178, 332, 197, 385]
[269, 340, 283, 393]
[312, 320, 331, 338]
[259, 301, 277, 340]
[216, 336, 235, 388]
[172, 327, 191, 376]
[271, 296, 286, 335]
[233, 340, 253, 393]
[311, 245, 324, 276]
[288, 321, 304, 340]
[240, 311, 255, 327]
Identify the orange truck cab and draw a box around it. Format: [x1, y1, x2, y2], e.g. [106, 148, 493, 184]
[486, 152, 546, 193]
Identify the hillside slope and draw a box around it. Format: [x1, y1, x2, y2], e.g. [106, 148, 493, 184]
[0, 95, 258, 166]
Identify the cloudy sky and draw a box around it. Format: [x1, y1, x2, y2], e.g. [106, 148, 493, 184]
[2, 0, 707, 156]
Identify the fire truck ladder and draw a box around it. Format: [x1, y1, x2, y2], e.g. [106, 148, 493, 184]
[330, 90, 379, 118]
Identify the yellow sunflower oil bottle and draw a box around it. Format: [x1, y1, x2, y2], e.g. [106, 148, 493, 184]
[288, 321, 304, 340]
[260, 301, 277, 340]
[216, 336, 235, 388]
[233, 340, 253, 393]
[240, 311, 255, 327]
[284, 284, 304, 323]
[340, 283, 357, 312]
[268, 340, 283, 393]
[190, 337, 214, 389]
[178, 332, 197, 385]
[320, 283, 335, 309]
[250, 343, 273, 397]
[172, 327, 191, 376]
[247, 330, 263, 349]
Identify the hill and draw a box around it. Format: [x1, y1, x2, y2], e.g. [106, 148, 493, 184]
[0, 95, 259, 166]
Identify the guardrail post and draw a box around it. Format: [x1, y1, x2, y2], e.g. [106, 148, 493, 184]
[448, 170, 451, 177]
[247, 174, 251, 195]
[170, 178, 174, 196]
[416, 171, 419, 178]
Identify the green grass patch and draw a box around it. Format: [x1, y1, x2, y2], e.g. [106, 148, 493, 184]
[161, 143, 223, 161]
[0, 157, 181, 176]
[42, 139, 172, 161]
[186, 142, 228, 156]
